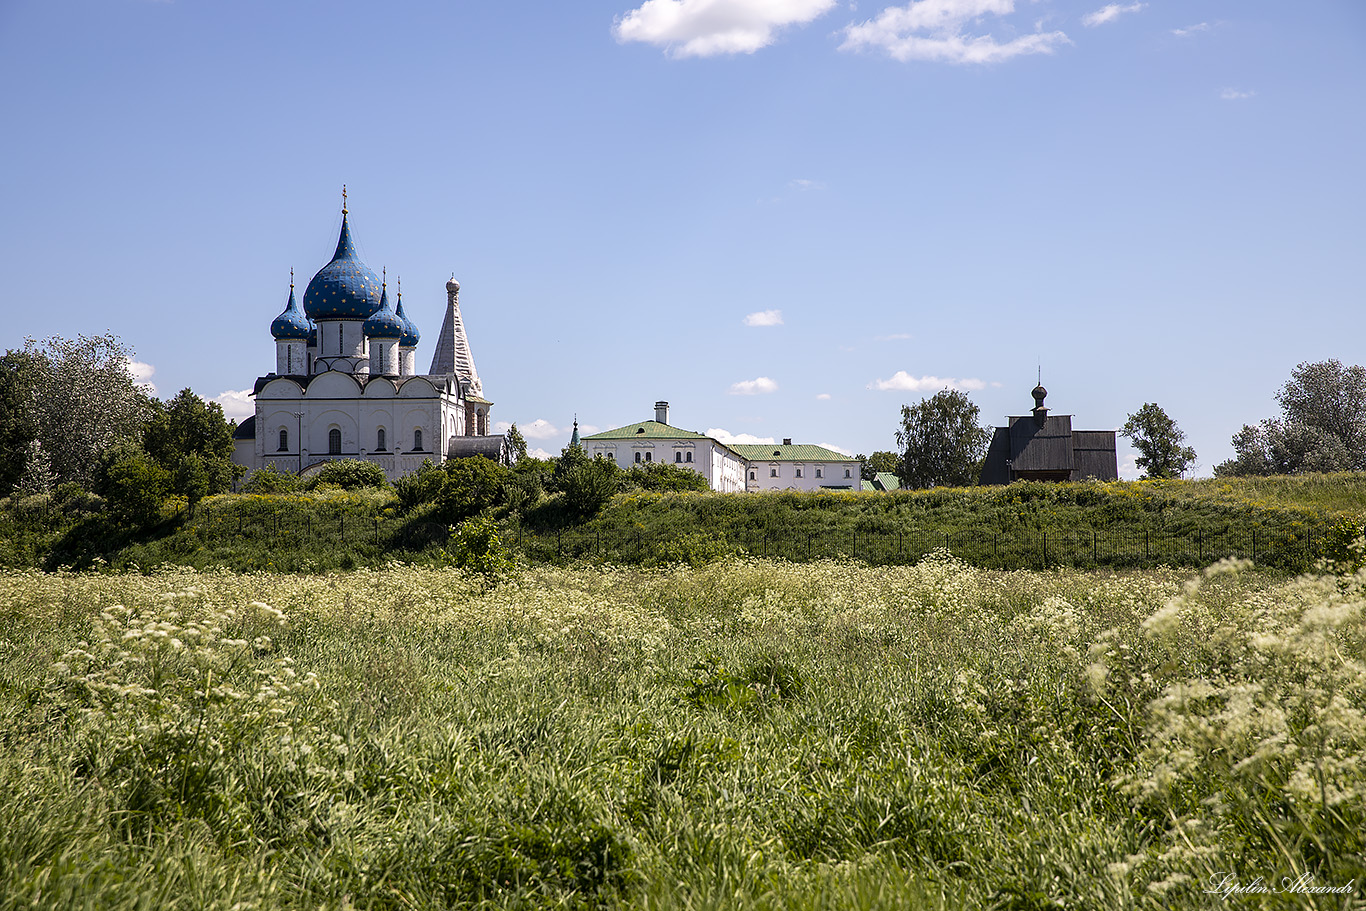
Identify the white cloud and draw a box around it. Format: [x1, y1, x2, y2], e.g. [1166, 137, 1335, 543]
[516, 418, 565, 440]
[816, 392, 832, 400]
[743, 309, 784, 327]
[728, 376, 779, 395]
[1171, 22, 1208, 37]
[528, 447, 555, 460]
[1220, 87, 1255, 100]
[868, 371, 985, 392]
[841, 0, 1071, 65]
[707, 427, 776, 446]
[124, 359, 157, 395]
[788, 178, 825, 191]
[614, 0, 837, 58]
[819, 442, 854, 456]
[1082, 2, 1144, 28]
[212, 389, 254, 420]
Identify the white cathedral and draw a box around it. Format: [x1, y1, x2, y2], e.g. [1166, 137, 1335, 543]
[231, 199, 505, 481]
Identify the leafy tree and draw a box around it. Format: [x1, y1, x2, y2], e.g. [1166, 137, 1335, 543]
[1216, 359, 1366, 476]
[17, 335, 156, 489]
[895, 389, 990, 489]
[859, 450, 901, 482]
[553, 449, 621, 518]
[503, 423, 528, 465]
[394, 459, 445, 511]
[143, 388, 241, 497]
[437, 457, 512, 522]
[100, 450, 171, 526]
[1120, 403, 1197, 479]
[0, 351, 39, 496]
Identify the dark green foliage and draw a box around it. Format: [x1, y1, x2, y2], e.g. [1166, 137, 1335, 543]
[143, 388, 241, 497]
[895, 388, 990, 489]
[0, 350, 39, 496]
[306, 459, 391, 491]
[240, 464, 302, 494]
[1120, 403, 1196, 479]
[98, 450, 171, 526]
[444, 515, 516, 579]
[507, 456, 552, 511]
[552, 449, 621, 518]
[393, 459, 445, 511]
[436, 457, 512, 521]
[860, 450, 901, 482]
[624, 461, 710, 492]
[503, 422, 528, 464]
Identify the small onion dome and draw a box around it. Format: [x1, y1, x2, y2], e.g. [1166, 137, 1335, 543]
[363, 284, 405, 339]
[270, 282, 311, 340]
[303, 211, 383, 320]
[1031, 384, 1048, 406]
[446, 276, 460, 294]
[395, 292, 420, 347]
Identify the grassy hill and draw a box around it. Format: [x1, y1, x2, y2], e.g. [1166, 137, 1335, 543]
[4, 474, 1366, 573]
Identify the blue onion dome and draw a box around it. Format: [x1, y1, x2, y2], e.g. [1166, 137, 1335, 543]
[270, 277, 311, 340]
[303, 210, 383, 320]
[395, 286, 420, 347]
[363, 283, 405, 339]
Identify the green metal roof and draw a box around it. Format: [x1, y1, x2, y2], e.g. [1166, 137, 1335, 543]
[873, 472, 902, 491]
[581, 421, 710, 441]
[728, 444, 860, 462]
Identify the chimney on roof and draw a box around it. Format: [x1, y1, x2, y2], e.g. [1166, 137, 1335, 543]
[782, 438, 792, 446]
[655, 401, 669, 424]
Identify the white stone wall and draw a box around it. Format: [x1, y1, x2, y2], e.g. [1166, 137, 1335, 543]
[586, 437, 747, 493]
[744, 460, 860, 492]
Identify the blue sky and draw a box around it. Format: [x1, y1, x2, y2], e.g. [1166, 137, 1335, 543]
[2, 1, 1363, 472]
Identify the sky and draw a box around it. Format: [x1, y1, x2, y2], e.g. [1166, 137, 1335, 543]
[2, 0, 1363, 473]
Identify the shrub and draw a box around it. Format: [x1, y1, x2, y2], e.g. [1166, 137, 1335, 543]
[240, 464, 302, 494]
[394, 459, 444, 512]
[98, 450, 170, 526]
[437, 457, 512, 522]
[305, 459, 390, 491]
[445, 515, 516, 579]
[625, 462, 710, 492]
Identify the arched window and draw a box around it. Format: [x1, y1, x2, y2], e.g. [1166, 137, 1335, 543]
[414, 428, 423, 451]
[328, 428, 341, 454]
[749, 470, 756, 481]
[645, 451, 652, 462]
[686, 452, 693, 463]
[377, 427, 386, 451]
[796, 468, 803, 478]
[278, 428, 288, 452]
[844, 469, 851, 478]
[634, 452, 642, 463]
[816, 468, 823, 479]
[675, 452, 682, 463]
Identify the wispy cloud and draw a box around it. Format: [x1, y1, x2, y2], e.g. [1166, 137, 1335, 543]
[818, 442, 854, 456]
[875, 332, 914, 341]
[513, 418, 566, 440]
[729, 376, 779, 395]
[707, 427, 776, 446]
[213, 389, 253, 420]
[868, 371, 985, 392]
[1082, 2, 1144, 28]
[841, 0, 1071, 65]
[743, 309, 784, 327]
[614, 0, 837, 58]
[1220, 87, 1255, 100]
[1171, 21, 1208, 37]
[816, 393, 832, 400]
[788, 178, 826, 191]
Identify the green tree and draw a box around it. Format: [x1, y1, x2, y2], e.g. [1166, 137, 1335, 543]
[0, 351, 39, 496]
[18, 334, 156, 489]
[625, 462, 710, 492]
[1216, 359, 1366, 476]
[503, 423, 528, 465]
[552, 449, 620, 518]
[100, 450, 171, 526]
[437, 457, 512, 522]
[895, 389, 990, 489]
[1120, 403, 1197, 479]
[859, 450, 901, 482]
[307, 459, 391, 491]
[143, 388, 241, 497]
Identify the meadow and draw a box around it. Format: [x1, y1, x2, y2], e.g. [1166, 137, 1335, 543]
[2, 555, 1362, 909]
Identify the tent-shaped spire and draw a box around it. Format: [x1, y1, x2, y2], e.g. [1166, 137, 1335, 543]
[428, 276, 482, 394]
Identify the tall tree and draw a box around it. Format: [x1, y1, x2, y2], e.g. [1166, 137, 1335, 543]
[0, 350, 39, 495]
[859, 450, 901, 482]
[1217, 359, 1366, 476]
[18, 334, 155, 489]
[143, 388, 241, 497]
[1120, 403, 1197, 479]
[503, 422, 528, 465]
[895, 389, 990, 489]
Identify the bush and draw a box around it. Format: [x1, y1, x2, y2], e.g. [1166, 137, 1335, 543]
[394, 459, 445, 512]
[557, 455, 621, 519]
[437, 458, 512, 522]
[445, 515, 516, 579]
[99, 451, 170, 526]
[625, 462, 710, 492]
[240, 464, 302, 494]
[305, 459, 390, 491]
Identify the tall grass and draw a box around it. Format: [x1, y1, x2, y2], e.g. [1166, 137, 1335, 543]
[1, 558, 1363, 908]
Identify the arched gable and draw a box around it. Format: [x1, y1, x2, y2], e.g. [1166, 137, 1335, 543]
[305, 371, 363, 398]
[362, 377, 398, 397]
[257, 376, 306, 399]
[397, 376, 440, 399]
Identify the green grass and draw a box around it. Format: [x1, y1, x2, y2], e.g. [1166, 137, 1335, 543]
[2, 558, 1363, 908]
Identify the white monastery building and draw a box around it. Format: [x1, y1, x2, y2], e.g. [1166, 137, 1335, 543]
[232, 197, 505, 480]
[582, 402, 861, 494]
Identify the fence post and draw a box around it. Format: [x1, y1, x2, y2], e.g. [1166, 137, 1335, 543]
[1198, 528, 1203, 563]
[340, 513, 344, 541]
[374, 518, 379, 545]
[898, 531, 903, 560]
[807, 534, 812, 560]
